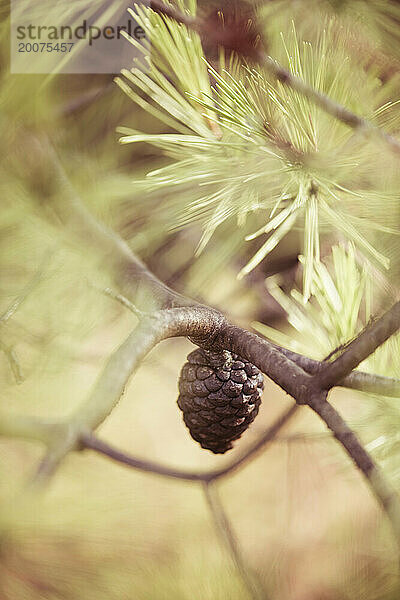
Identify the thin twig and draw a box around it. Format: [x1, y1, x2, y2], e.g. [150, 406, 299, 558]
[203, 482, 267, 600]
[82, 433, 205, 481]
[0, 340, 24, 384]
[309, 392, 400, 549]
[315, 301, 400, 390]
[80, 404, 298, 482]
[0, 249, 51, 323]
[94, 285, 146, 319]
[208, 404, 298, 481]
[135, 0, 400, 157]
[270, 344, 400, 398]
[31, 423, 83, 488]
[259, 53, 400, 155]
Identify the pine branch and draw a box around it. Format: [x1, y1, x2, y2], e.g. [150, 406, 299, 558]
[5, 134, 399, 553]
[134, 0, 400, 156]
[18, 297, 400, 551]
[258, 52, 400, 155]
[315, 302, 400, 390]
[203, 482, 267, 600]
[270, 345, 400, 398]
[308, 392, 400, 546]
[35, 137, 190, 311]
[0, 413, 63, 445]
[79, 404, 298, 482]
[30, 305, 307, 486]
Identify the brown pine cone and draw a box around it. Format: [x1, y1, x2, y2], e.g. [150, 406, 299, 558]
[177, 348, 264, 454]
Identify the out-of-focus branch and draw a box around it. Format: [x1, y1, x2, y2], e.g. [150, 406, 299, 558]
[22, 136, 191, 312]
[4, 128, 399, 552]
[52, 150, 189, 311]
[203, 482, 267, 600]
[0, 259, 46, 324]
[80, 404, 298, 482]
[0, 413, 63, 446]
[0, 340, 23, 384]
[308, 392, 400, 548]
[0, 249, 51, 383]
[133, 0, 400, 156]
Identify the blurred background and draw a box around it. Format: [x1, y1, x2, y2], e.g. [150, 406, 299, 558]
[1, 0, 400, 598]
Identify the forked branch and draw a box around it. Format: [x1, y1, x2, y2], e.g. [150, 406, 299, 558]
[1, 138, 399, 550]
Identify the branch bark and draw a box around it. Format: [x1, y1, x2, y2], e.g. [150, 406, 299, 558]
[80, 404, 298, 483]
[309, 393, 400, 546]
[315, 302, 400, 389]
[3, 129, 400, 559]
[271, 344, 400, 398]
[24, 300, 400, 551]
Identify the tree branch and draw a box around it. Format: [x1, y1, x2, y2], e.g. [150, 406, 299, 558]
[33, 137, 191, 311]
[134, 0, 400, 156]
[315, 302, 400, 390]
[0, 413, 63, 446]
[308, 392, 400, 548]
[31, 306, 307, 485]
[79, 404, 298, 482]
[203, 482, 267, 600]
[7, 127, 399, 559]
[258, 52, 400, 155]
[30, 307, 222, 485]
[270, 344, 400, 398]
[41, 137, 400, 398]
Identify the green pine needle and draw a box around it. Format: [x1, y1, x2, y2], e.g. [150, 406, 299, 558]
[118, 4, 399, 296]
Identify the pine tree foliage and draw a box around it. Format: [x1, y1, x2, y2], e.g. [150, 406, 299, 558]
[116, 0, 400, 479]
[255, 244, 400, 480]
[118, 1, 400, 300]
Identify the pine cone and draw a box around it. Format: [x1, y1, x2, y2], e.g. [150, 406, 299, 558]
[177, 348, 264, 454]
